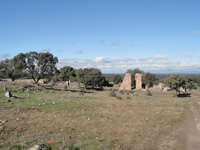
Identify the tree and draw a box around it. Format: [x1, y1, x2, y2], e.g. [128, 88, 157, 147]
[0, 53, 27, 81]
[113, 74, 122, 84]
[99, 76, 109, 86]
[0, 59, 16, 81]
[182, 76, 197, 92]
[142, 72, 158, 88]
[52, 68, 60, 82]
[59, 66, 76, 86]
[127, 68, 144, 87]
[76, 68, 84, 88]
[77, 68, 106, 89]
[25, 51, 58, 84]
[165, 73, 185, 96]
[13, 53, 27, 78]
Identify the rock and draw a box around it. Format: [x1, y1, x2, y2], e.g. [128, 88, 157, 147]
[4, 87, 7, 91]
[135, 73, 143, 90]
[28, 144, 49, 150]
[119, 73, 132, 91]
[5, 91, 12, 98]
[12, 94, 21, 99]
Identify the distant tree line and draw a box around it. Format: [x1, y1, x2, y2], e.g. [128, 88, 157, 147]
[0, 51, 109, 89]
[0, 51, 200, 92]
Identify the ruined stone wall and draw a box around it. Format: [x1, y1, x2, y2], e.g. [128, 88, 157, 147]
[135, 73, 142, 90]
[119, 73, 131, 91]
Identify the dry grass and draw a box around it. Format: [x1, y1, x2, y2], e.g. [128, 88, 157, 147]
[0, 79, 197, 150]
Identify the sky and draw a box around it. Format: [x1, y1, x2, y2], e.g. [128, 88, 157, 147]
[0, 0, 200, 73]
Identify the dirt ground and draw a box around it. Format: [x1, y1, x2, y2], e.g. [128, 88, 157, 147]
[0, 79, 200, 150]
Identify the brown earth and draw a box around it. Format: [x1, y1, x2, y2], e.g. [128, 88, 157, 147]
[0, 79, 200, 149]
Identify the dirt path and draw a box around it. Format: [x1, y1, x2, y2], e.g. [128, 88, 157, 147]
[183, 102, 200, 150]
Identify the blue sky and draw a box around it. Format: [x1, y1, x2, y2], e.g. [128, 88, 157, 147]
[0, 0, 200, 73]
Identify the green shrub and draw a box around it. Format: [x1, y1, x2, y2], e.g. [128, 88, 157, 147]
[109, 91, 117, 97]
[117, 96, 122, 100]
[119, 90, 124, 94]
[129, 90, 134, 93]
[127, 96, 131, 99]
[146, 89, 152, 96]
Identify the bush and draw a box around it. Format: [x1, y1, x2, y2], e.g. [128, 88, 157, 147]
[126, 91, 130, 95]
[119, 90, 124, 94]
[64, 85, 68, 91]
[117, 96, 122, 100]
[113, 74, 122, 84]
[127, 96, 131, 99]
[109, 91, 117, 97]
[146, 89, 152, 96]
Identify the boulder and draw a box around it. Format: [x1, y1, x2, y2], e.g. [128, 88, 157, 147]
[4, 87, 7, 91]
[5, 91, 12, 98]
[28, 144, 49, 150]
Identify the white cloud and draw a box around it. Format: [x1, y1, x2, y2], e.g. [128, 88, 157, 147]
[57, 55, 200, 73]
[176, 54, 193, 58]
[0, 54, 11, 59]
[92, 57, 108, 62]
[150, 55, 167, 59]
[41, 49, 50, 52]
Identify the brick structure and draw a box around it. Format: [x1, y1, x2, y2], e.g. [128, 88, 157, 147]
[119, 73, 132, 91]
[135, 73, 142, 90]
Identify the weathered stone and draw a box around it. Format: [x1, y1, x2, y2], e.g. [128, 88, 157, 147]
[5, 91, 12, 98]
[28, 144, 48, 150]
[150, 83, 164, 91]
[119, 73, 132, 91]
[163, 87, 171, 91]
[135, 73, 142, 90]
[158, 83, 164, 91]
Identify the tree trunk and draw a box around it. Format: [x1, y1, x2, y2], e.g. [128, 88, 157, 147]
[35, 77, 41, 84]
[11, 77, 15, 82]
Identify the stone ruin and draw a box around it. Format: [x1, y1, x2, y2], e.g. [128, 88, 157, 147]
[119, 73, 132, 91]
[119, 73, 166, 91]
[135, 73, 143, 90]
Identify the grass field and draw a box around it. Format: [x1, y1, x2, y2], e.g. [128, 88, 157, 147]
[0, 79, 200, 150]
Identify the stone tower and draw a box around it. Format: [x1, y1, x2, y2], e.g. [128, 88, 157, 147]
[119, 73, 131, 91]
[135, 73, 142, 90]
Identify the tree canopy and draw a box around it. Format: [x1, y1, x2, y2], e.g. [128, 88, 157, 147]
[59, 66, 76, 85]
[9, 51, 58, 83]
[142, 72, 158, 88]
[165, 73, 186, 95]
[127, 68, 144, 87]
[113, 74, 122, 84]
[77, 68, 106, 88]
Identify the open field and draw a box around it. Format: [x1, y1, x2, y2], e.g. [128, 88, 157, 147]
[0, 80, 200, 150]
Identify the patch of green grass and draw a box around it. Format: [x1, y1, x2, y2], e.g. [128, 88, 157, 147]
[170, 117, 181, 124]
[25, 140, 38, 146]
[9, 144, 28, 150]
